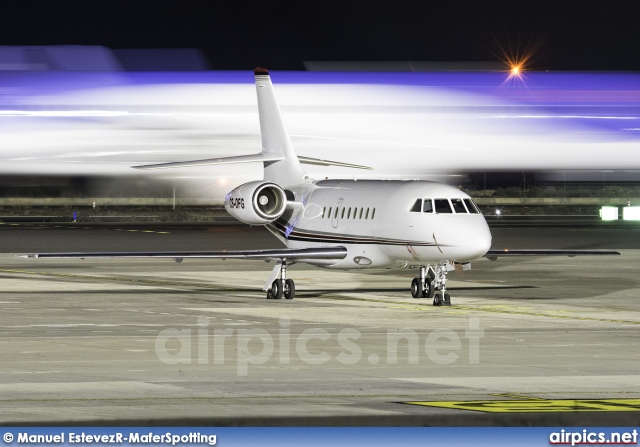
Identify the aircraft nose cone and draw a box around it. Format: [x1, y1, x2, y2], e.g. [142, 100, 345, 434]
[461, 217, 492, 260]
[428, 215, 492, 261]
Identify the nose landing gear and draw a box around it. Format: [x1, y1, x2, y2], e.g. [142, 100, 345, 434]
[410, 262, 452, 305]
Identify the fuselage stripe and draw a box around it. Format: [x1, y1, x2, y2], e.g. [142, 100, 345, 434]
[267, 221, 442, 247]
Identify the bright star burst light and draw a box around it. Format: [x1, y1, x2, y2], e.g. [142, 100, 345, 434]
[505, 56, 528, 83]
[493, 35, 541, 84]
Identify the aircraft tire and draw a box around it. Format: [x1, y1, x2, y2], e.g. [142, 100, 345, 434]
[284, 279, 295, 300]
[433, 294, 442, 306]
[411, 278, 423, 298]
[271, 279, 283, 299]
[443, 293, 451, 306]
[422, 279, 435, 298]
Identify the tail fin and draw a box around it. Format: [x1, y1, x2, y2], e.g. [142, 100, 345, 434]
[132, 69, 370, 176]
[254, 68, 308, 188]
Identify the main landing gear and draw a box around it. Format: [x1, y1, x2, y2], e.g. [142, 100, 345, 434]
[266, 261, 295, 300]
[410, 262, 451, 306]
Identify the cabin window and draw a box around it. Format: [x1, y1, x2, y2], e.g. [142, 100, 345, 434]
[334, 208, 339, 218]
[365, 208, 370, 219]
[347, 207, 351, 219]
[410, 199, 422, 212]
[423, 199, 433, 213]
[341, 207, 346, 219]
[464, 198, 480, 214]
[372, 208, 376, 219]
[434, 199, 453, 213]
[451, 198, 467, 214]
[359, 208, 363, 219]
[327, 207, 332, 218]
[322, 207, 326, 218]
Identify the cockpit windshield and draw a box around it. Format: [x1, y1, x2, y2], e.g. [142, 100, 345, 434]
[451, 198, 466, 213]
[410, 197, 482, 215]
[464, 198, 480, 214]
[434, 199, 453, 213]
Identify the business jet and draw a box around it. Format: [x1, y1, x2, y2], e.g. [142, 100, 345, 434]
[25, 68, 620, 305]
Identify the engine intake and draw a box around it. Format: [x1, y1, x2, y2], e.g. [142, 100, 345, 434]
[225, 181, 287, 225]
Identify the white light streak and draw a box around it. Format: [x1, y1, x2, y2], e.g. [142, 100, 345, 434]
[0, 110, 171, 117]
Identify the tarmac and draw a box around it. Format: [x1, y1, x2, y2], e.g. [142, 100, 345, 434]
[0, 220, 639, 426]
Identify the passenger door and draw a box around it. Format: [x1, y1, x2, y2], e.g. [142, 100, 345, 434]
[332, 198, 343, 229]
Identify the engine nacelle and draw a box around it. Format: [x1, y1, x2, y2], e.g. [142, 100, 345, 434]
[224, 181, 287, 225]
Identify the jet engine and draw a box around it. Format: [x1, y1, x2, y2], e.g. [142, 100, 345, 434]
[224, 181, 287, 225]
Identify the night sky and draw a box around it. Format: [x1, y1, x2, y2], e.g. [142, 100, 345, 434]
[2, 0, 639, 71]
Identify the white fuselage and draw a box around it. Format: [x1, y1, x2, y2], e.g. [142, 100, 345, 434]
[266, 180, 492, 269]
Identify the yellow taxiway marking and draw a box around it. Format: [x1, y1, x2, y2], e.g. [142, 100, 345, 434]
[404, 398, 640, 413]
[1, 264, 638, 326]
[385, 302, 640, 325]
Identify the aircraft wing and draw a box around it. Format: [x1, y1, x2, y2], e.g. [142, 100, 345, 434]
[485, 249, 621, 260]
[22, 247, 348, 262]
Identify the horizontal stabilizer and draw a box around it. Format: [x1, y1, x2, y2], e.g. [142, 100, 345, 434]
[22, 247, 348, 261]
[133, 153, 371, 171]
[485, 249, 621, 260]
[132, 153, 284, 170]
[298, 156, 372, 170]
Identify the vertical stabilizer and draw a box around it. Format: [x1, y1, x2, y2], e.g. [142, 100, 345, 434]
[254, 68, 307, 188]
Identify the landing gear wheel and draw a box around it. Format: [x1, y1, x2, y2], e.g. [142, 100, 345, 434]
[411, 278, 423, 298]
[443, 293, 451, 306]
[284, 279, 295, 300]
[270, 279, 283, 300]
[421, 279, 435, 298]
[433, 294, 442, 306]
